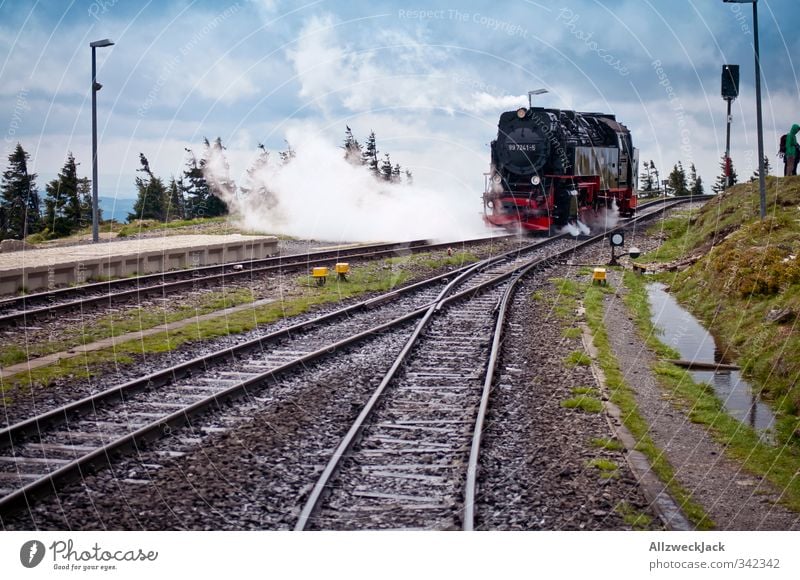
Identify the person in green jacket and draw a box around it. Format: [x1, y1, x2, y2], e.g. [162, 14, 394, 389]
[786, 123, 800, 176]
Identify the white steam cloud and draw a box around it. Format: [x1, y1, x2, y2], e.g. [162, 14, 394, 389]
[204, 129, 494, 243]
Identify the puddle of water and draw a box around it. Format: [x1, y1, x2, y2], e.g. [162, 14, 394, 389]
[646, 282, 776, 435]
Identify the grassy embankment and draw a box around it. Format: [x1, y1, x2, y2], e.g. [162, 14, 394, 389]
[0, 250, 477, 403]
[643, 176, 800, 442]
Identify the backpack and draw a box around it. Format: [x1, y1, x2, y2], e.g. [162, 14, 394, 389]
[779, 134, 787, 158]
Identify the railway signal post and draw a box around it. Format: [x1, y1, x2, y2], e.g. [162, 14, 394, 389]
[721, 64, 739, 190]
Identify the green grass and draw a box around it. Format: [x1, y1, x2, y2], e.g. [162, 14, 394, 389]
[616, 500, 656, 530]
[564, 350, 592, 367]
[561, 384, 603, 413]
[0, 250, 478, 398]
[622, 271, 800, 514]
[0, 287, 257, 368]
[562, 327, 582, 339]
[587, 457, 619, 478]
[591, 437, 625, 452]
[583, 281, 714, 529]
[641, 178, 800, 435]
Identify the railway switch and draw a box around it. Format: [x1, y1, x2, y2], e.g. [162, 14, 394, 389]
[312, 266, 328, 286]
[335, 262, 350, 281]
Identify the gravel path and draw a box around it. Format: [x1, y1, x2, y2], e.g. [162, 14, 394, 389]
[602, 269, 800, 530]
[475, 266, 662, 530]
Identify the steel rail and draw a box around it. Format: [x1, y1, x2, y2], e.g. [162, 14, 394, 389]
[0, 196, 705, 518]
[0, 236, 565, 516]
[294, 197, 696, 530]
[0, 235, 516, 327]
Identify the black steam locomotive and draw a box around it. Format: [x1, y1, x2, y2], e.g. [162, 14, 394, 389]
[483, 106, 638, 232]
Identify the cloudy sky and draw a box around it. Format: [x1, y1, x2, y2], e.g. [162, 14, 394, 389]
[1, 0, 798, 200]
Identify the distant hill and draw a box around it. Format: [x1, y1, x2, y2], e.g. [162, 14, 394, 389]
[99, 196, 136, 223]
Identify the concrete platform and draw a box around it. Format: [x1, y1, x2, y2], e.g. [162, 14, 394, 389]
[0, 234, 278, 296]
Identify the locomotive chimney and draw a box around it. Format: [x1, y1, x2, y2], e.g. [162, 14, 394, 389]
[528, 88, 548, 109]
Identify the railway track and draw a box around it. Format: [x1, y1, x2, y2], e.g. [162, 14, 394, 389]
[0, 234, 570, 517]
[0, 235, 515, 328]
[294, 197, 708, 530]
[0, 197, 704, 521]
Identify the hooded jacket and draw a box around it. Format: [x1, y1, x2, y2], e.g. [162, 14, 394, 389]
[788, 124, 800, 157]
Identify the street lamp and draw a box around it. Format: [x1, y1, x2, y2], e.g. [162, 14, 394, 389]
[528, 88, 548, 109]
[90, 38, 114, 243]
[722, 0, 766, 219]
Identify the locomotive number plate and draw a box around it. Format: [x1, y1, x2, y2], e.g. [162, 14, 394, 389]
[507, 144, 537, 151]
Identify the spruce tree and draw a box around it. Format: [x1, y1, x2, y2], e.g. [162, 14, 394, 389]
[712, 154, 738, 193]
[691, 175, 705, 196]
[362, 132, 379, 176]
[404, 169, 413, 185]
[380, 153, 393, 181]
[1, 143, 41, 239]
[241, 144, 269, 198]
[183, 148, 206, 218]
[391, 163, 401, 183]
[278, 140, 296, 165]
[130, 153, 167, 221]
[343, 126, 363, 165]
[640, 162, 653, 193]
[667, 161, 689, 196]
[44, 153, 81, 238]
[165, 177, 185, 221]
[200, 137, 231, 217]
[77, 177, 94, 229]
[751, 156, 771, 181]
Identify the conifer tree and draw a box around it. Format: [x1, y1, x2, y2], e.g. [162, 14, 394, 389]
[183, 147, 207, 218]
[43, 153, 82, 238]
[751, 156, 771, 181]
[362, 132, 379, 176]
[640, 162, 653, 193]
[391, 163, 401, 183]
[130, 153, 167, 221]
[278, 140, 296, 165]
[712, 154, 738, 193]
[405, 169, 413, 185]
[667, 161, 689, 196]
[165, 177, 185, 221]
[380, 153, 393, 181]
[240, 144, 278, 210]
[343, 126, 363, 165]
[691, 174, 705, 196]
[77, 177, 94, 229]
[1, 143, 41, 239]
[201, 137, 232, 217]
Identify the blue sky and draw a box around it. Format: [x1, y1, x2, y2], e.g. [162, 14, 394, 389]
[1, 0, 798, 199]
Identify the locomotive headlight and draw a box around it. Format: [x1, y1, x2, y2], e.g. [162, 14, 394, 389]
[516, 107, 527, 118]
[492, 174, 502, 184]
[531, 175, 541, 186]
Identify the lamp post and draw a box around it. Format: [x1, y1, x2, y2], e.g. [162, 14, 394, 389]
[527, 88, 548, 109]
[90, 38, 114, 243]
[722, 0, 766, 219]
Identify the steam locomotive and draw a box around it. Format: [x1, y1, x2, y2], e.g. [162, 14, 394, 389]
[483, 106, 638, 232]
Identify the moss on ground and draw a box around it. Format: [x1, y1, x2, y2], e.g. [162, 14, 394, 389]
[623, 271, 800, 514]
[642, 177, 800, 441]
